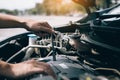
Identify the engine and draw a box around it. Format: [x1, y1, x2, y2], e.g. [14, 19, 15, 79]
[0, 29, 120, 80]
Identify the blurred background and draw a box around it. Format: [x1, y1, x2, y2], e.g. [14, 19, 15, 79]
[0, 0, 119, 16]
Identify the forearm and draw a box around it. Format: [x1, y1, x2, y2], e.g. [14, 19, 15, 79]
[0, 14, 30, 29]
[0, 61, 13, 77]
[0, 13, 54, 34]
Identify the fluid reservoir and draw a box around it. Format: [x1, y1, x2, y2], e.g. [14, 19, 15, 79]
[28, 34, 37, 45]
[23, 34, 38, 60]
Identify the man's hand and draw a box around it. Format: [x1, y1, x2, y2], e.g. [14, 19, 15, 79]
[0, 14, 54, 36]
[25, 20, 54, 36]
[1, 60, 56, 79]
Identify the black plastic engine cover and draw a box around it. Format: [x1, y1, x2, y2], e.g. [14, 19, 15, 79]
[30, 55, 96, 80]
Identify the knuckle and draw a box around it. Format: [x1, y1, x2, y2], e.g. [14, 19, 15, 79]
[44, 22, 48, 24]
[30, 59, 35, 62]
[46, 64, 51, 68]
[45, 64, 51, 69]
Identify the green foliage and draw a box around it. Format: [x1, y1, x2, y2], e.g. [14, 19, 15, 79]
[26, 3, 44, 15]
[0, 9, 19, 15]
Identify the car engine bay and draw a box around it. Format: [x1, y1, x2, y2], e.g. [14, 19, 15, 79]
[0, 27, 120, 80]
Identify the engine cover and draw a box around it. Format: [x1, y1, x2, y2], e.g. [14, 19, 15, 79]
[30, 55, 97, 80]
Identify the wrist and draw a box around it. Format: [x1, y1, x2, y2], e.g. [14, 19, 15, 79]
[0, 61, 13, 78]
[23, 19, 34, 31]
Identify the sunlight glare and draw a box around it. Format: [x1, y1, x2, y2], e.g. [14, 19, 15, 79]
[62, 0, 72, 4]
